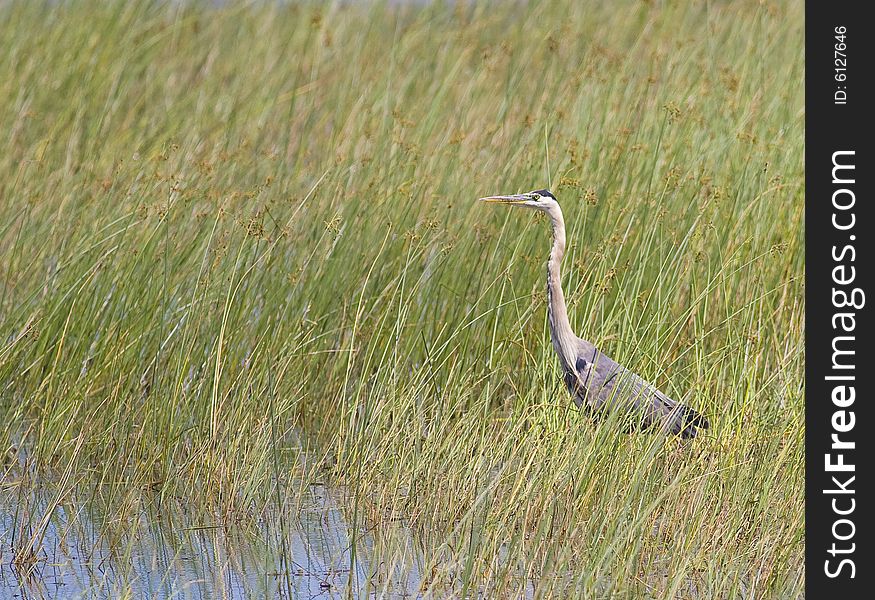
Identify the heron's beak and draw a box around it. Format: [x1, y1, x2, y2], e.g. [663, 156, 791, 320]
[478, 194, 532, 206]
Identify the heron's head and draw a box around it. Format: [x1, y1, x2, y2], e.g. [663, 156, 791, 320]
[479, 189, 558, 212]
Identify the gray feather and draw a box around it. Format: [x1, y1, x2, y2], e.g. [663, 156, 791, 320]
[563, 339, 708, 438]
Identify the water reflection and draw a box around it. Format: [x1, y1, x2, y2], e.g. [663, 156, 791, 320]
[1, 485, 424, 599]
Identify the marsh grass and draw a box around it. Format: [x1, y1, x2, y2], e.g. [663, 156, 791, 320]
[1, 0, 803, 597]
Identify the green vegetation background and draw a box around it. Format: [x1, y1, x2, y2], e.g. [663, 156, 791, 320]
[1, 1, 803, 597]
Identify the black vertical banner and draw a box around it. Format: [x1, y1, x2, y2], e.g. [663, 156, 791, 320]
[806, 3, 872, 597]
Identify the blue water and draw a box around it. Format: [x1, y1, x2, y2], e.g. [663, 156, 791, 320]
[1, 485, 424, 599]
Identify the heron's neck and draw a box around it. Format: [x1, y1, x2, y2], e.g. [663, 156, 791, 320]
[545, 207, 577, 369]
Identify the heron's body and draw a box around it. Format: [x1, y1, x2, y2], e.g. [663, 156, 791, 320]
[481, 189, 708, 439]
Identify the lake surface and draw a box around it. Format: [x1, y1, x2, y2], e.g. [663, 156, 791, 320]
[1, 485, 425, 599]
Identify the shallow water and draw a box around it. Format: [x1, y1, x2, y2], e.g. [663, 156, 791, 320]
[0, 485, 425, 599]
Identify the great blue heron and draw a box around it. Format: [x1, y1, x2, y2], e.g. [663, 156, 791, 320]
[480, 189, 709, 439]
